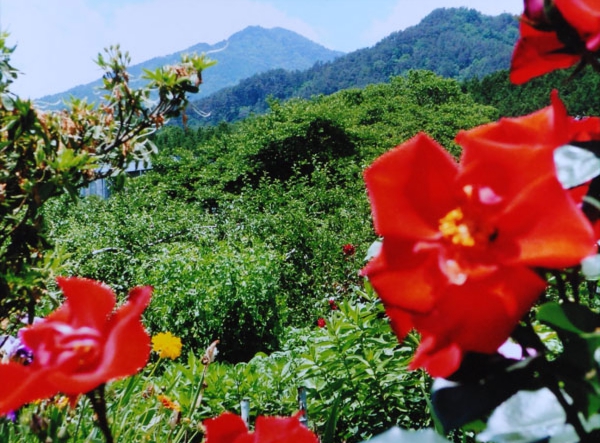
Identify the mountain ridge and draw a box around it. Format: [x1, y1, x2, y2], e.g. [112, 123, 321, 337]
[36, 7, 519, 123]
[187, 7, 520, 125]
[35, 25, 344, 107]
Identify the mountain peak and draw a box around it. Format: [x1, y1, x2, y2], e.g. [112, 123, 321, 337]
[36, 26, 342, 107]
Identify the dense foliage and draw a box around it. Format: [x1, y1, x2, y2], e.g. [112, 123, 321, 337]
[44, 70, 497, 363]
[0, 38, 214, 324]
[463, 67, 600, 117]
[188, 8, 518, 126]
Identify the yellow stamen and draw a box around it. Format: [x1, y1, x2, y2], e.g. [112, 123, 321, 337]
[439, 208, 475, 247]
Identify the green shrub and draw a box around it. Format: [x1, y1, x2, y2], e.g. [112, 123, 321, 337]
[140, 240, 284, 362]
[294, 286, 432, 442]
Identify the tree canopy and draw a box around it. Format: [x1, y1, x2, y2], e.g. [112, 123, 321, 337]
[45, 70, 497, 361]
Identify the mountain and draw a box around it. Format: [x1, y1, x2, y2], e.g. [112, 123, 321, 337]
[188, 7, 519, 126]
[35, 26, 343, 108]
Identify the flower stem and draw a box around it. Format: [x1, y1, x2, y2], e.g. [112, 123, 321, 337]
[548, 382, 587, 441]
[86, 384, 114, 443]
[567, 268, 581, 304]
[191, 362, 209, 415]
[73, 399, 85, 442]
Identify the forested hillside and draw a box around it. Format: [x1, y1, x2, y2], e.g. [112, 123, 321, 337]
[189, 7, 518, 125]
[463, 67, 600, 117]
[45, 71, 497, 363]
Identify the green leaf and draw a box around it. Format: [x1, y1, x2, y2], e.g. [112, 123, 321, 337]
[322, 395, 342, 443]
[431, 353, 542, 432]
[537, 302, 600, 334]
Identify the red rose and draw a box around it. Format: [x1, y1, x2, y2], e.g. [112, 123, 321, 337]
[203, 412, 318, 443]
[511, 0, 600, 83]
[510, 20, 581, 85]
[317, 318, 326, 328]
[0, 277, 152, 415]
[361, 94, 597, 377]
[555, 0, 600, 51]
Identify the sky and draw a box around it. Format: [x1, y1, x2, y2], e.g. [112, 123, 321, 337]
[0, 0, 523, 99]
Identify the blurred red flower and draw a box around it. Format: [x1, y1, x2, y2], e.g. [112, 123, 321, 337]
[0, 277, 152, 416]
[342, 243, 356, 256]
[317, 318, 326, 328]
[555, 0, 600, 52]
[511, 0, 600, 84]
[328, 298, 339, 310]
[203, 412, 318, 443]
[361, 94, 598, 377]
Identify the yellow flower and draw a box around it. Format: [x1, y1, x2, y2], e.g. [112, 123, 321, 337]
[54, 396, 70, 410]
[151, 332, 182, 360]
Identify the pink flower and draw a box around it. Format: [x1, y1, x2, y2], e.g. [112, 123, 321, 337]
[524, 0, 547, 24]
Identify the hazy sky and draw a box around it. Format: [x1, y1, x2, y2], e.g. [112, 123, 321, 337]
[0, 0, 523, 99]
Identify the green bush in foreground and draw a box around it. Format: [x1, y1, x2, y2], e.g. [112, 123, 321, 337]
[0, 284, 430, 443]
